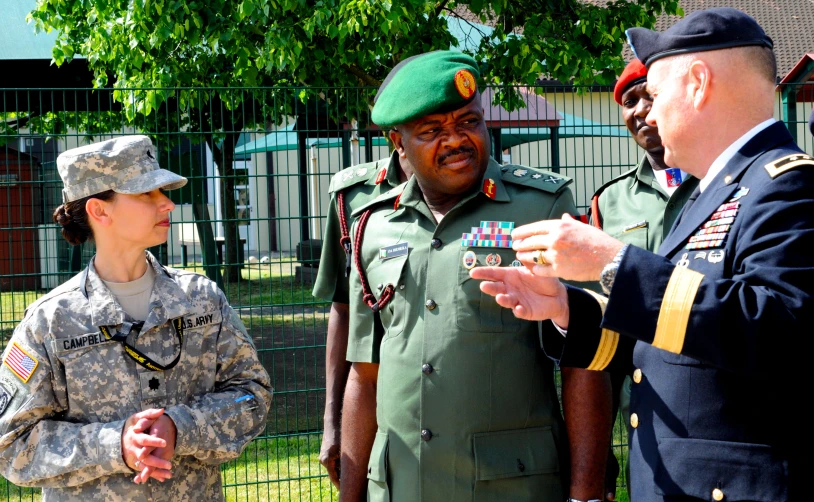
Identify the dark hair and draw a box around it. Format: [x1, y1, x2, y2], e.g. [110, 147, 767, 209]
[746, 46, 777, 83]
[52, 190, 117, 245]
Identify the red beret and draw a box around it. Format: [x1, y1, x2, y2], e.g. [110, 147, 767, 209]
[613, 59, 647, 106]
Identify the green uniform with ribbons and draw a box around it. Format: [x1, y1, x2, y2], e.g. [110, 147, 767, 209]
[347, 159, 576, 502]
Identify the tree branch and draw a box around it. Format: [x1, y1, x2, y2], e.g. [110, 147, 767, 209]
[342, 64, 382, 87]
[434, 0, 451, 17]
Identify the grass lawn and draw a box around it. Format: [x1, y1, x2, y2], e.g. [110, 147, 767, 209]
[0, 435, 337, 502]
[0, 259, 633, 501]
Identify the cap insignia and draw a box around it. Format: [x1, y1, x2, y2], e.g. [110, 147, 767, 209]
[454, 69, 477, 100]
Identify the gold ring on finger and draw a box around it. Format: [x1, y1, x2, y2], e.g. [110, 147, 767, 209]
[533, 249, 547, 266]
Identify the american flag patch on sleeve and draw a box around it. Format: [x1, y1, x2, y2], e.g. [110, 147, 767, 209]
[4, 342, 38, 383]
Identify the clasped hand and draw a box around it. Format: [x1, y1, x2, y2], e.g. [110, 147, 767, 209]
[121, 408, 177, 484]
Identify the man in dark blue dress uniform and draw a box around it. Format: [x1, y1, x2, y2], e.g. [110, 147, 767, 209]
[471, 8, 812, 501]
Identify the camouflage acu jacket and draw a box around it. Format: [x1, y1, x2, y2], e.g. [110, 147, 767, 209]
[0, 253, 272, 501]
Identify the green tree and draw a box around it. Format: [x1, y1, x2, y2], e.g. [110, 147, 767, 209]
[27, 0, 680, 282]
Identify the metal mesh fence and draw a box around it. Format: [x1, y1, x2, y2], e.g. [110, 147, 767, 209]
[0, 82, 811, 501]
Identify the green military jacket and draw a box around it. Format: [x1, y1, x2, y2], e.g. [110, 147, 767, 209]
[348, 159, 577, 502]
[592, 157, 699, 250]
[312, 152, 404, 303]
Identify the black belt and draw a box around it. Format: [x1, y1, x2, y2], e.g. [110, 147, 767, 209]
[99, 318, 184, 372]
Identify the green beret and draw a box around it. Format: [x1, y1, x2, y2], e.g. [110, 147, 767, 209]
[372, 50, 480, 127]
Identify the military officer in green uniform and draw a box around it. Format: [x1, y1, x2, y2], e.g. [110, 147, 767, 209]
[339, 50, 612, 502]
[312, 151, 411, 487]
[592, 58, 699, 501]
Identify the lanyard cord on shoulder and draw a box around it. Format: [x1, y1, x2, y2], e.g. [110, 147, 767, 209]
[353, 209, 395, 313]
[99, 318, 184, 372]
[337, 191, 353, 278]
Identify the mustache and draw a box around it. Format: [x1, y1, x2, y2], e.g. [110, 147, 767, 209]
[438, 147, 476, 164]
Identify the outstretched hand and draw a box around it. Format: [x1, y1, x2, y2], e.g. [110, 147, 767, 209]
[469, 265, 570, 328]
[511, 214, 624, 282]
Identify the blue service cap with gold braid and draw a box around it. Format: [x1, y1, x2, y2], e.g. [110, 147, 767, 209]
[626, 7, 773, 68]
[372, 50, 480, 127]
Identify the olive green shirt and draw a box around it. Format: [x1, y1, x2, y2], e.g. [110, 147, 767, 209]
[348, 159, 577, 502]
[594, 157, 699, 251]
[312, 152, 404, 303]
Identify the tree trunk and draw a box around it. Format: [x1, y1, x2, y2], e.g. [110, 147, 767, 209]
[211, 132, 242, 283]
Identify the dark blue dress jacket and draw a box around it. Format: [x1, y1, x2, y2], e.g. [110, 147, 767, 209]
[543, 122, 813, 501]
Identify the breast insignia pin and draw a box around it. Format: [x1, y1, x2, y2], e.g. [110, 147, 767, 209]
[462, 250, 478, 270]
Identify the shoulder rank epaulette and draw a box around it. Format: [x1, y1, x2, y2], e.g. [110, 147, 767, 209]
[328, 158, 390, 194]
[499, 165, 572, 194]
[592, 165, 638, 200]
[764, 153, 814, 179]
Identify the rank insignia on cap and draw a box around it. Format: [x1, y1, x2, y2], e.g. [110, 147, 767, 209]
[375, 168, 387, 185]
[3, 342, 38, 384]
[454, 69, 477, 99]
[462, 250, 477, 270]
[485, 253, 502, 267]
[483, 179, 497, 199]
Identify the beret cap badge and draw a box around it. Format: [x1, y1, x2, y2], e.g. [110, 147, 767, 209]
[454, 70, 477, 100]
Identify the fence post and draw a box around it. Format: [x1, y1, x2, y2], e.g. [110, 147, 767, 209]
[781, 86, 798, 144]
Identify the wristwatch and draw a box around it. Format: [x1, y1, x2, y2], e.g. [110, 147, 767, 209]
[599, 244, 629, 295]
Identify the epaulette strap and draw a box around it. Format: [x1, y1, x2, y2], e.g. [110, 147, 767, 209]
[328, 158, 389, 193]
[499, 165, 572, 194]
[764, 153, 814, 179]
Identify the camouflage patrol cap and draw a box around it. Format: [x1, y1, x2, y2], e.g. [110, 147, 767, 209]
[57, 135, 187, 203]
[372, 50, 481, 127]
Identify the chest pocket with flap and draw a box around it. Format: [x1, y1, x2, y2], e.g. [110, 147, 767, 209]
[456, 247, 521, 333]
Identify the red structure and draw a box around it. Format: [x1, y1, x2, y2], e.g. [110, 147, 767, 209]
[0, 147, 40, 291]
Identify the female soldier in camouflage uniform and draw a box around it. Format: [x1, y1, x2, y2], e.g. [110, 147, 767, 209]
[0, 136, 272, 501]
